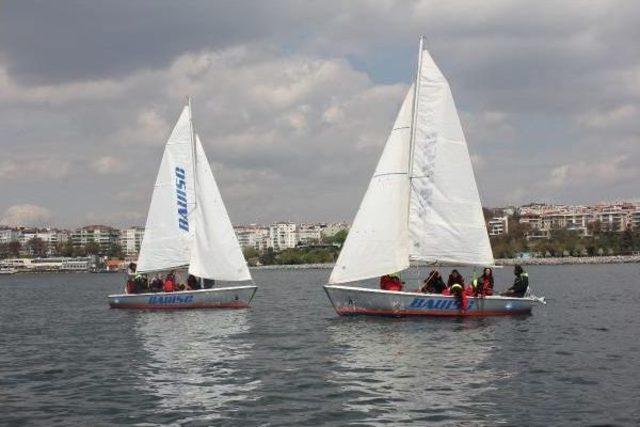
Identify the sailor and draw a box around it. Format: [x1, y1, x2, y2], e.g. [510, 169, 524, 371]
[501, 265, 529, 297]
[448, 282, 468, 311]
[150, 276, 163, 292]
[380, 273, 403, 291]
[127, 262, 137, 276]
[447, 269, 465, 288]
[163, 272, 176, 292]
[187, 274, 200, 290]
[420, 270, 446, 294]
[203, 278, 215, 289]
[473, 268, 494, 297]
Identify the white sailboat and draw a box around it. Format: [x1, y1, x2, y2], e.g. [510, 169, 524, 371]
[324, 37, 544, 317]
[109, 99, 257, 309]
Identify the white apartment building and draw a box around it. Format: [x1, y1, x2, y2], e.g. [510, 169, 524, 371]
[0, 228, 21, 244]
[488, 216, 508, 236]
[269, 222, 297, 250]
[18, 228, 69, 246]
[71, 225, 119, 252]
[235, 225, 270, 251]
[119, 226, 145, 255]
[297, 224, 322, 245]
[320, 222, 349, 239]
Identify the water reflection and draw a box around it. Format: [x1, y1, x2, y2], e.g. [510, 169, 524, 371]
[133, 310, 258, 423]
[327, 318, 506, 424]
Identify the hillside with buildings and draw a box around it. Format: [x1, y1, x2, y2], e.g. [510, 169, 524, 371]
[2, 201, 640, 271]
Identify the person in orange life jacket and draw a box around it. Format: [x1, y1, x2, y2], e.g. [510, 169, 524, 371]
[420, 270, 446, 293]
[473, 268, 494, 297]
[380, 273, 403, 291]
[163, 272, 177, 292]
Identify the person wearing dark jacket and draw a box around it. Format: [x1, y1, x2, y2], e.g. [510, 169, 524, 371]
[420, 270, 446, 294]
[447, 269, 465, 288]
[502, 265, 529, 297]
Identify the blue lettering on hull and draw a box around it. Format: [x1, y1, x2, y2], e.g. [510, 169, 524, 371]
[408, 297, 475, 310]
[148, 295, 195, 304]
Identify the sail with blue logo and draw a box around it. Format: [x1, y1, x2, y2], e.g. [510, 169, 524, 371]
[136, 102, 251, 282]
[329, 39, 493, 285]
[137, 106, 196, 273]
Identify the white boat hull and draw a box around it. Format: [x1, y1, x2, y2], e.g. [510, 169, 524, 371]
[324, 285, 540, 317]
[108, 286, 257, 310]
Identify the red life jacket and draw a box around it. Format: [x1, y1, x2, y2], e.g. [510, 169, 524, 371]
[380, 275, 403, 292]
[126, 279, 135, 294]
[163, 279, 175, 292]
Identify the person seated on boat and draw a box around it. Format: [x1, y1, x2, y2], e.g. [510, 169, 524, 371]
[501, 265, 529, 298]
[163, 272, 176, 292]
[447, 269, 465, 288]
[420, 270, 446, 293]
[448, 282, 468, 310]
[125, 277, 136, 294]
[127, 262, 137, 277]
[473, 268, 494, 297]
[150, 276, 163, 292]
[380, 273, 403, 291]
[187, 274, 200, 290]
[134, 274, 149, 293]
[203, 278, 215, 289]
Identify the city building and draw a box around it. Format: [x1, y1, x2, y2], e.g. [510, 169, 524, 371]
[119, 226, 145, 255]
[0, 228, 21, 244]
[269, 222, 297, 250]
[297, 224, 323, 245]
[71, 225, 120, 252]
[235, 225, 270, 251]
[488, 216, 508, 236]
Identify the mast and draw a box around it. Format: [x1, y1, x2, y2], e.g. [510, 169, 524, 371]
[406, 36, 424, 262]
[188, 96, 197, 208]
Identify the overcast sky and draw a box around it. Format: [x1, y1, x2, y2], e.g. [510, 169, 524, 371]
[0, 1, 639, 227]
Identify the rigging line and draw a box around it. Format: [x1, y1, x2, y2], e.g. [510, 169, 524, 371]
[372, 172, 408, 178]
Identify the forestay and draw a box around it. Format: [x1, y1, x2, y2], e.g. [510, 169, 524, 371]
[137, 106, 195, 273]
[329, 87, 414, 284]
[188, 135, 252, 281]
[408, 49, 494, 266]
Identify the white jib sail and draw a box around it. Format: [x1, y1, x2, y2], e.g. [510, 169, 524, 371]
[408, 48, 494, 266]
[329, 87, 414, 284]
[188, 135, 252, 281]
[137, 106, 196, 273]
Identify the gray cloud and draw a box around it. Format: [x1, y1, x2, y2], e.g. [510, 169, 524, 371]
[0, 0, 639, 227]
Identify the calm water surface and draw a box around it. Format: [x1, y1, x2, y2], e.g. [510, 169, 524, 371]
[1, 264, 639, 426]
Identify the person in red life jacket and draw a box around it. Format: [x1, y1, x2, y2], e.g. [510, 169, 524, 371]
[473, 268, 494, 297]
[380, 273, 403, 291]
[125, 277, 136, 294]
[449, 282, 468, 310]
[163, 272, 176, 292]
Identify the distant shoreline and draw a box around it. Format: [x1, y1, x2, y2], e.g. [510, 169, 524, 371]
[252, 255, 640, 269]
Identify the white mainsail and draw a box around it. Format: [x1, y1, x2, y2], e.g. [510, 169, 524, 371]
[188, 135, 252, 281]
[408, 47, 494, 266]
[137, 106, 195, 273]
[329, 38, 493, 284]
[329, 87, 414, 284]
[137, 102, 252, 281]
